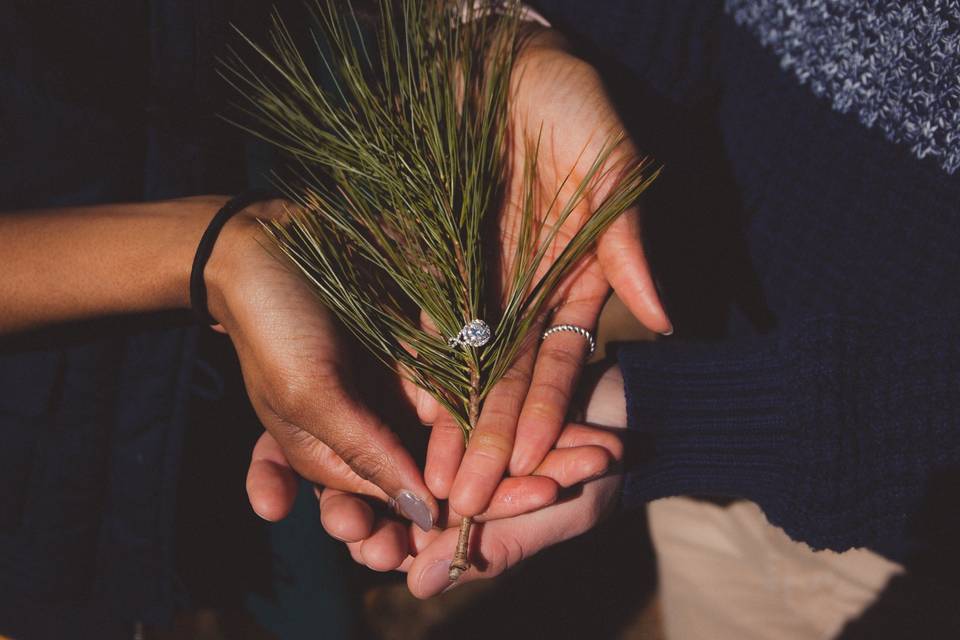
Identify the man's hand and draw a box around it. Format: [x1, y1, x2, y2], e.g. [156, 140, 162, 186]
[206, 199, 438, 531]
[247, 419, 624, 586]
[406, 462, 623, 598]
[425, 29, 667, 523]
[246, 363, 630, 597]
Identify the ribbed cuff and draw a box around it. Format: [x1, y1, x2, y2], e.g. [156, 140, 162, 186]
[616, 336, 795, 514]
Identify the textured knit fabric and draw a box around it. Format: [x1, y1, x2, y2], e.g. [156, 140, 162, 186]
[535, 0, 960, 562]
[728, 0, 960, 175]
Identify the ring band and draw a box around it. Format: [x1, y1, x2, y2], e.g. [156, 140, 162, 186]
[541, 324, 596, 356]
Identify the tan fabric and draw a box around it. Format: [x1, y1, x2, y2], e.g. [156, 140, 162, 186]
[648, 497, 904, 640]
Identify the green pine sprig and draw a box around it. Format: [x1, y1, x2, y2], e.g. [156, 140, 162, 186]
[221, 0, 658, 437]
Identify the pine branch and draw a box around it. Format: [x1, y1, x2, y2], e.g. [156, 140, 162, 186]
[223, 0, 660, 578]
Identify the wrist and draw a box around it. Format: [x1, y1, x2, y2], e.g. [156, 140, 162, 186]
[203, 197, 288, 330]
[103, 195, 229, 319]
[583, 364, 627, 428]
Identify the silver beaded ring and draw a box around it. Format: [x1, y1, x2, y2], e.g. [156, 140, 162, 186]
[541, 324, 596, 356]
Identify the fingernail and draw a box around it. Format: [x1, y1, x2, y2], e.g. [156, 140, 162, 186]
[660, 326, 674, 337]
[419, 559, 453, 596]
[396, 490, 434, 532]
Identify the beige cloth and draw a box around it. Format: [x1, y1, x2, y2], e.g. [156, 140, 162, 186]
[648, 497, 904, 640]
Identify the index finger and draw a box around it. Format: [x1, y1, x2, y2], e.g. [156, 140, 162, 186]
[447, 344, 537, 517]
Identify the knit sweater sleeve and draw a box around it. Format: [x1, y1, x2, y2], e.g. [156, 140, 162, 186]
[617, 318, 960, 562]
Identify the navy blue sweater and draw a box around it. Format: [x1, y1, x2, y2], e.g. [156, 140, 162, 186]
[536, 0, 960, 562]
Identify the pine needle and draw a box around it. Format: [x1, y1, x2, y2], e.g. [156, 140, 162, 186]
[221, 0, 659, 459]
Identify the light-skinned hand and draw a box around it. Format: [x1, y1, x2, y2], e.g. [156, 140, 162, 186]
[247, 363, 630, 597]
[422, 28, 668, 524]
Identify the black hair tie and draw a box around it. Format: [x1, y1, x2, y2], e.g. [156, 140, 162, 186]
[190, 189, 278, 325]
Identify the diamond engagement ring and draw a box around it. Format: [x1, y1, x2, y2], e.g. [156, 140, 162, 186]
[449, 319, 492, 349]
[541, 324, 596, 356]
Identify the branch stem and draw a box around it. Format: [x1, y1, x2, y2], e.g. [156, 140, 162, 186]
[449, 371, 481, 581]
[448, 517, 472, 581]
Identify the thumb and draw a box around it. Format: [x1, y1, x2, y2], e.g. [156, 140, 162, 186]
[259, 376, 438, 532]
[246, 431, 299, 521]
[291, 394, 438, 532]
[597, 205, 672, 335]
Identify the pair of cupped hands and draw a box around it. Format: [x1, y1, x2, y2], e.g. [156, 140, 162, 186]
[205, 30, 671, 598]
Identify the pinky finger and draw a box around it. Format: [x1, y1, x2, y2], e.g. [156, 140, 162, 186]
[533, 444, 611, 488]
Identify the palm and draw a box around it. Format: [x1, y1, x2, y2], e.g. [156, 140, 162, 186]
[430, 36, 669, 519]
[500, 95, 611, 341]
[504, 36, 656, 323]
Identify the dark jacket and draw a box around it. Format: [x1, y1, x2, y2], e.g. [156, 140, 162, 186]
[0, 2, 252, 636]
[536, 0, 960, 563]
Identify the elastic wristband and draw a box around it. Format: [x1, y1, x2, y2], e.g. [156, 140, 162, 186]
[190, 189, 278, 325]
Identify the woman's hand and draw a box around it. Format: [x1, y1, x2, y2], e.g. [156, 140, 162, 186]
[426, 29, 665, 524]
[206, 198, 439, 530]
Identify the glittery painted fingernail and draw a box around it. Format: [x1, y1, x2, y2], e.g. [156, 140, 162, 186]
[395, 490, 433, 532]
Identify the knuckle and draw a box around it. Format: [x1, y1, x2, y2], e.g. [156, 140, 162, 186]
[480, 405, 520, 428]
[521, 401, 562, 429]
[526, 380, 570, 418]
[338, 442, 388, 483]
[534, 376, 570, 402]
[541, 347, 583, 370]
[501, 366, 532, 388]
[492, 533, 526, 573]
[469, 431, 513, 462]
[315, 442, 342, 468]
[268, 383, 311, 425]
[561, 294, 605, 311]
[433, 421, 466, 440]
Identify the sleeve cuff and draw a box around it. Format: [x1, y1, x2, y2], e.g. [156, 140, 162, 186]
[615, 336, 796, 514]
